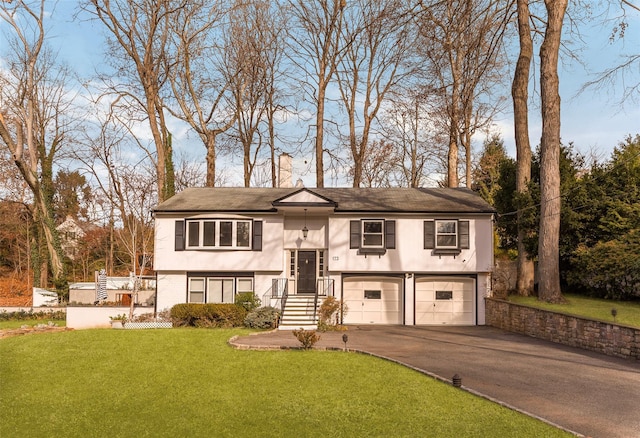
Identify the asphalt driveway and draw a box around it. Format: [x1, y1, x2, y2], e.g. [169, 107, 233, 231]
[231, 325, 640, 438]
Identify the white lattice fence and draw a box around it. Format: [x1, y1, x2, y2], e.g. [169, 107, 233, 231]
[123, 322, 172, 329]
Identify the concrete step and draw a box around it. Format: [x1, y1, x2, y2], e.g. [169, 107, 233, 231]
[277, 324, 318, 331]
[278, 295, 319, 330]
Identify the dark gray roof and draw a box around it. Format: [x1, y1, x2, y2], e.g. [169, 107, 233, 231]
[153, 187, 495, 214]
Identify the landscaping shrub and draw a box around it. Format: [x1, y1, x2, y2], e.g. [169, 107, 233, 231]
[129, 310, 171, 323]
[170, 303, 247, 328]
[235, 292, 261, 311]
[244, 306, 280, 329]
[569, 230, 640, 300]
[317, 296, 348, 332]
[292, 328, 320, 349]
[0, 309, 65, 322]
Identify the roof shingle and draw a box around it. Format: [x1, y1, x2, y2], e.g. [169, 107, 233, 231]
[153, 187, 495, 214]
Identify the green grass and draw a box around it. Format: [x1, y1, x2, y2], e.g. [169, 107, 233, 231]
[507, 293, 640, 327]
[0, 329, 570, 438]
[0, 319, 66, 329]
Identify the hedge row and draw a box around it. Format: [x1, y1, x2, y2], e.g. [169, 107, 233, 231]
[170, 303, 248, 328]
[0, 310, 66, 321]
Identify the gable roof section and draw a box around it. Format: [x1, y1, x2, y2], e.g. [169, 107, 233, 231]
[153, 187, 495, 214]
[272, 188, 337, 207]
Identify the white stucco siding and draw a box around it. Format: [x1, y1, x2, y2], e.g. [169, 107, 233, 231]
[154, 215, 284, 272]
[156, 272, 187, 311]
[283, 216, 327, 249]
[473, 219, 495, 273]
[476, 272, 491, 325]
[327, 216, 493, 273]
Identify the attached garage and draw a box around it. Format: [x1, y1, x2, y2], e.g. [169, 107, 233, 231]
[342, 276, 403, 324]
[415, 277, 475, 325]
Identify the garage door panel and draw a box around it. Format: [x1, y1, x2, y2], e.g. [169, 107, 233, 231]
[415, 277, 475, 325]
[343, 277, 402, 325]
[452, 301, 473, 312]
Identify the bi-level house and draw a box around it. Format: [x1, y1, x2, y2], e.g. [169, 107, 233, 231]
[153, 180, 496, 329]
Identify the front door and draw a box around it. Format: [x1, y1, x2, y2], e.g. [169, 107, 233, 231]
[297, 251, 316, 294]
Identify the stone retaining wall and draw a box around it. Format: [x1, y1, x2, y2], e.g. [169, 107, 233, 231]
[486, 298, 640, 360]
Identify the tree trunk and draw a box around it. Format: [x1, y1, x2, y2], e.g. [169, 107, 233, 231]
[447, 54, 461, 188]
[146, 96, 167, 202]
[447, 119, 459, 187]
[205, 133, 217, 187]
[164, 131, 175, 199]
[512, 0, 535, 296]
[316, 80, 326, 188]
[538, 0, 567, 303]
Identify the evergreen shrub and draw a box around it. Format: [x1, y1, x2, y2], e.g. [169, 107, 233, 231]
[170, 303, 247, 328]
[244, 306, 280, 329]
[235, 292, 261, 311]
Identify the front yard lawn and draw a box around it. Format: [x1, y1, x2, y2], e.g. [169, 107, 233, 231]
[507, 293, 640, 328]
[0, 328, 570, 437]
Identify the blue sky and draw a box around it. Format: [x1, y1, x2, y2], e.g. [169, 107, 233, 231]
[3, 1, 639, 186]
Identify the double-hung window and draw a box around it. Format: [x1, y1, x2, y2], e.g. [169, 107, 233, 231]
[185, 219, 252, 249]
[362, 220, 384, 248]
[436, 220, 458, 248]
[424, 219, 469, 253]
[350, 219, 395, 254]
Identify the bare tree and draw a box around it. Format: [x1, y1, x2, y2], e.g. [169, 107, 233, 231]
[512, 0, 535, 296]
[538, 0, 568, 303]
[583, 1, 640, 105]
[417, 0, 511, 188]
[0, 0, 75, 291]
[166, 1, 235, 187]
[380, 89, 447, 187]
[75, 104, 157, 304]
[335, 0, 415, 187]
[222, 0, 284, 187]
[85, 0, 178, 201]
[286, 0, 347, 187]
[359, 140, 395, 187]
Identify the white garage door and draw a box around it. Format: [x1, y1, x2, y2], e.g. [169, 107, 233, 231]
[342, 277, 403, 324]
[415, 277, 475, 325]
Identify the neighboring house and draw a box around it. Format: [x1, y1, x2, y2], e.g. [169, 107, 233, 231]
[153, 185, 496, 329]
[56, 216, 94, 260]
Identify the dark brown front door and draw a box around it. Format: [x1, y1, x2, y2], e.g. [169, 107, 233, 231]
[297, 251, 316, 294]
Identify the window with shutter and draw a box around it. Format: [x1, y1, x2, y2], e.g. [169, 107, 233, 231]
[175, 220, 185, 251]
[424, 221, 435, 249]
[184, 219, 253, 249]
[252, 221, 262, 251]
[385, 220, 396, 249]
[424, 219, 470, 255]
[362, 220, 384, 248]
[459, 220, 470, 249]
[350, 220, 361, 249]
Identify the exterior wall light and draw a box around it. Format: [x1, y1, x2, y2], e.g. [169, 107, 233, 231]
[302, 208, 308, 239]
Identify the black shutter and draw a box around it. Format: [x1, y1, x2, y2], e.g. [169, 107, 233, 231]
[175, 220, 185, 251]
[459, 220, 470, 249]
[385, 220, 396, 249]
[350, 220, 360, 249]
[252, 220, 263, 251]
[424, 221, 435, 249]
